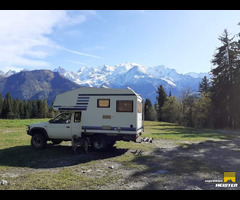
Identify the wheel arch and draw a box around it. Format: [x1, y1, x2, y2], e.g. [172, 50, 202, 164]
[30, 127, 49, 140]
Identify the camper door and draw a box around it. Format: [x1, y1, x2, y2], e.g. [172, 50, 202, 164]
[47, 113, 72, 139]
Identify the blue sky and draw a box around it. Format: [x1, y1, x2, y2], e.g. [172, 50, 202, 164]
[0, 10, 239, 74]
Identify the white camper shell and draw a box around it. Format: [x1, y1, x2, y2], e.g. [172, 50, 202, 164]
[27, 87, 144, 151]
[53, 87, 143, 140]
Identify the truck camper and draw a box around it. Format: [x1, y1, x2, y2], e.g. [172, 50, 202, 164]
[27, 87, 144, 151]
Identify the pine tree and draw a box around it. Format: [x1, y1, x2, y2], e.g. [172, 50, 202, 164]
[1, 93, 13, 119]
[162, 96, 181, 123]
[192, 93, 213, 128]
[12, 99, 20, 118]
[40, 98, 48, 118]
[156, 85, 167, 121]
[168, 90, 172, 97]
[144, 99, 157, 121]
[179, 88, 197, 127]
[211, 29, 240, 128]
[18, 100, 25, 119]
[199, 76, 210, 93]
[25, 107, 30, 119]
[0, 93, 3, 118]
[31, 100, 39, 118]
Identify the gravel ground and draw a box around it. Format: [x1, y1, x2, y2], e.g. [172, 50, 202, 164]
[128, 135, 240, 190]
[99, 135, 240, 190]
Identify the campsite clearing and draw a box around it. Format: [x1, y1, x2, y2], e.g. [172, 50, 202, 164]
[0, 119, 240, 190]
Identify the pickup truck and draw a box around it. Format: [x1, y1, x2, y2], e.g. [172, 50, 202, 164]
[27, 87, 143, 151]
[27, 112, 113, 151]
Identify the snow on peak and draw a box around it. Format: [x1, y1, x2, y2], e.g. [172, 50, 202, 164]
[116, 62, 147, 71]
[54, 67, 67, 75]
[97, 65, 115, 73]
[5, 70, 17, 77]
[0, 70, 5, 77]
[161, 78, 176, 87]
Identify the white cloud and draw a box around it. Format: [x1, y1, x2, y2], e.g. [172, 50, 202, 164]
[0, 10, 93, 69]
[64, 48, 102, 59]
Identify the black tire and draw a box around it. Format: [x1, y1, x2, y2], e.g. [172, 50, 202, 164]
[31, 133, 47, 150]
[91, 136, 108, 151]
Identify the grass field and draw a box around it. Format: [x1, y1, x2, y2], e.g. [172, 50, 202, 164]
[143, 121, 228, 141]
[0, 119, 231, 190]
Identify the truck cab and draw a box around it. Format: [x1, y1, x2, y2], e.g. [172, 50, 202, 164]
[27, 112, 82, 149]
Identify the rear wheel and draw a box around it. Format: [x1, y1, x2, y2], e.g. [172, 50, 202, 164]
[91, 136, 108, 151]
[31, 133, 47, 150]
[107, 140, 116, 149]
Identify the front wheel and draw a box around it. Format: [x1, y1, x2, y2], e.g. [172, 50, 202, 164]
[31, 133, 47, 150]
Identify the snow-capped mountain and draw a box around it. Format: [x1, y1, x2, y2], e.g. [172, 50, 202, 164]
[0, 70, 18, 77]
[0, 63, 209, 104]
[53, 67, 78, 82]
[0, 70, 5, 77]
[54, 63, 208, 103]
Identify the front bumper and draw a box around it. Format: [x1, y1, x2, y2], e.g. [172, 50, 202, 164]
[26, 125, 31, 135]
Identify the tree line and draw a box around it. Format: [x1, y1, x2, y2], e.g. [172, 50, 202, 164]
[0, 92, 58, 119]
[145, 28, 240, 129]
[144, 83, 213, 128]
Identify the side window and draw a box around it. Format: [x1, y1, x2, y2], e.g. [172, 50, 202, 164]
[116, 100, 133, 112]
[51, 113, 72, 124]
[97, 99, 110, 108]
[74, 112, 82, 123]
[137, 101, 142, 113]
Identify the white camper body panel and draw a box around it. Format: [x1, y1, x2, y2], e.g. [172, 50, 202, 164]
[53, 87, 143, 141]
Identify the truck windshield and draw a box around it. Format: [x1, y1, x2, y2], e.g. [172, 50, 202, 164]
[50, 113, 72, 124]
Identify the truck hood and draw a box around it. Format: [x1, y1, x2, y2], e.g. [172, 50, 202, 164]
[29, 121, 49, 128]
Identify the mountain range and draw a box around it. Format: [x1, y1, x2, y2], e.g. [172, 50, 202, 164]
[52, 63, 210, 102]
[0, 63, 210, 105]
[0, 70, 80, 105]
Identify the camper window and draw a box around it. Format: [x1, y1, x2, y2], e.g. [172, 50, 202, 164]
[116, 100, 133, 112]
[74, 112, 81, 123]
[97, 99, 110, 108]
[137, 102, 142, 113]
